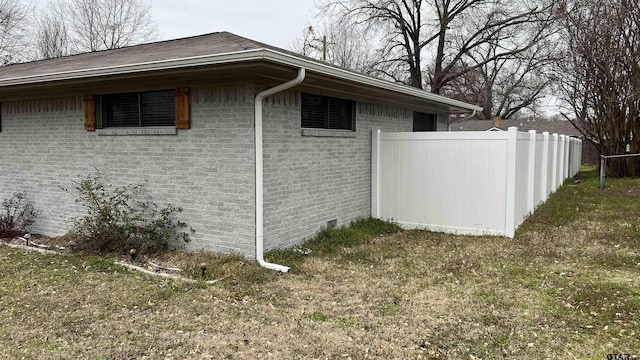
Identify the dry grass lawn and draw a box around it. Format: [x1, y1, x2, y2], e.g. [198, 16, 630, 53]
[1, 167, 639, 359]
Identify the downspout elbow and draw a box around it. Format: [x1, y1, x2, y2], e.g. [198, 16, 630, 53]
[448, 109, 477, 131]
[255, 68, 306, 273]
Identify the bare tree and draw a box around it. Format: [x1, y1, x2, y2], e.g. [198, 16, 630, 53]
[0, 0, 30, 64]
[319, 0, 554, 96]
[36, 0, 156, 58]
[430, 1, 555, 94]
[489, 55, 551, 120]
[319, 0, 424, 87]
[557, 0, 640, 177]
[35, 0, 69, 59]
[292, 20, 380, 75]
[443, 30, 558, 120]
[73, 0, 155, 51]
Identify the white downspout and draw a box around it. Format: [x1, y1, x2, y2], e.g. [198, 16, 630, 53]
[254, 68, 306, 272]
[447, 110, 477, 131]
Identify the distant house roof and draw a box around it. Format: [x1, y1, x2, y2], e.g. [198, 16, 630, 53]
[454, 118, 582, 137]
[0, 32, 482, 114]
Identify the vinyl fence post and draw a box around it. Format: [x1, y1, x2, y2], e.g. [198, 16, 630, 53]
[568, 139, 574, 176]
[527, 130, 536, 214]
[578, 139, 583, 174]
[571, 138, 581, 177]
[564, 136, 570, 180]
[599, 155, 606, 190]
[558, 135, 566, 186]
[371, 129, 381, 218]
[505, 127, 518, 238]
[571, 138, 580, 177]
[541, 132, 549, 202]
[551, 134, 559, 191]
[568, 138, 572, 176]
[567, 138, 572, 177]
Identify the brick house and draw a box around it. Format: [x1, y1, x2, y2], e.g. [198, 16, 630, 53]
[0, 32, 480, 270]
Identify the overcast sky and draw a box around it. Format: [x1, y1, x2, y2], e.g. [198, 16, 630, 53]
[151, 0, 318, 49]
[149, 1, 561, 115]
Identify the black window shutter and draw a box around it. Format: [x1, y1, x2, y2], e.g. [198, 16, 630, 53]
[413, 112, 437, 131]
[141, 90, 174, 126]
[301, 93, 327, 128]
[105, 93, 139, 127]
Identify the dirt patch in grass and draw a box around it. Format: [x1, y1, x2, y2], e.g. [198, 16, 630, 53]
[1, 168, 639, 358]
[605, 186, 640, 198]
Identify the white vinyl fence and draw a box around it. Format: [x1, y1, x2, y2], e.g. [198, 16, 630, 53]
[371, 127, 582, 238]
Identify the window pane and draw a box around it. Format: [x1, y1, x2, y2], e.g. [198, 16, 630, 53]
[106, 93, 139, 127]
[141, 90, 174, 126]
[327, 97, 353, 130]
[413, 112, 436, 131]
[301, 93, 327, 128]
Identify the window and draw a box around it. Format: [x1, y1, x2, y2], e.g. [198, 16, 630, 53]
[301, 93, 354, 131]
[100, 90, 174, 128]
[413, 111, 437, 131]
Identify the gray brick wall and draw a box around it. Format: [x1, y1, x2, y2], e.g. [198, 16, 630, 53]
[261, 92, 413, 250]
[0, 86, 257, 256]
[1, 84, 446, 257]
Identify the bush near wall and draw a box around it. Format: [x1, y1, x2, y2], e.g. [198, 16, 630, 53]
[67, 172, 193, 256]
[0, 192, 37, 239]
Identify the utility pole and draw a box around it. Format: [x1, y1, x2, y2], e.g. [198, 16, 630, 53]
[322, 36, 327, 61]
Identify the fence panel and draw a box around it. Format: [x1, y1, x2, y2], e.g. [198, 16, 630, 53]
[372, 127, 582, 238]
[374, 131, 509, 236]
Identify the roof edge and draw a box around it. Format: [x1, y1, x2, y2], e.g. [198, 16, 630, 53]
[0, 49, 269, 85]
[0, 47, 482, 113]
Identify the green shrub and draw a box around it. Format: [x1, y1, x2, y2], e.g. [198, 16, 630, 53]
[0, 192, 37, 238]
[67, 172, 193, 255]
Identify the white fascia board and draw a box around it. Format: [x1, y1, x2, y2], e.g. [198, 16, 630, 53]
[0, 49, 268, 85]
[261, 49, 483, 113]
[0, 48, 482, 113]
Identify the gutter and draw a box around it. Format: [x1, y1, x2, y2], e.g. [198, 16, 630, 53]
[254, 67, 306, 273]
[262, 50, 482, 113]
[0, 49, 482, 113]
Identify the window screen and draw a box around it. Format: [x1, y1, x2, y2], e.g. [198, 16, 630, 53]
[103, 90, 174, 127]
[301, 93, 354, 130]
[413, 112, 437, 131]
[141, 91, 174, 126]
[327, 97, 353, 130]
[301, 93, 327, 129]
[105, 93, 139, 127]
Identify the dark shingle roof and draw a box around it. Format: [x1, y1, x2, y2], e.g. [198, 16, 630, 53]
[453, 118, 581, 137]
[0, 32, 270, 81]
